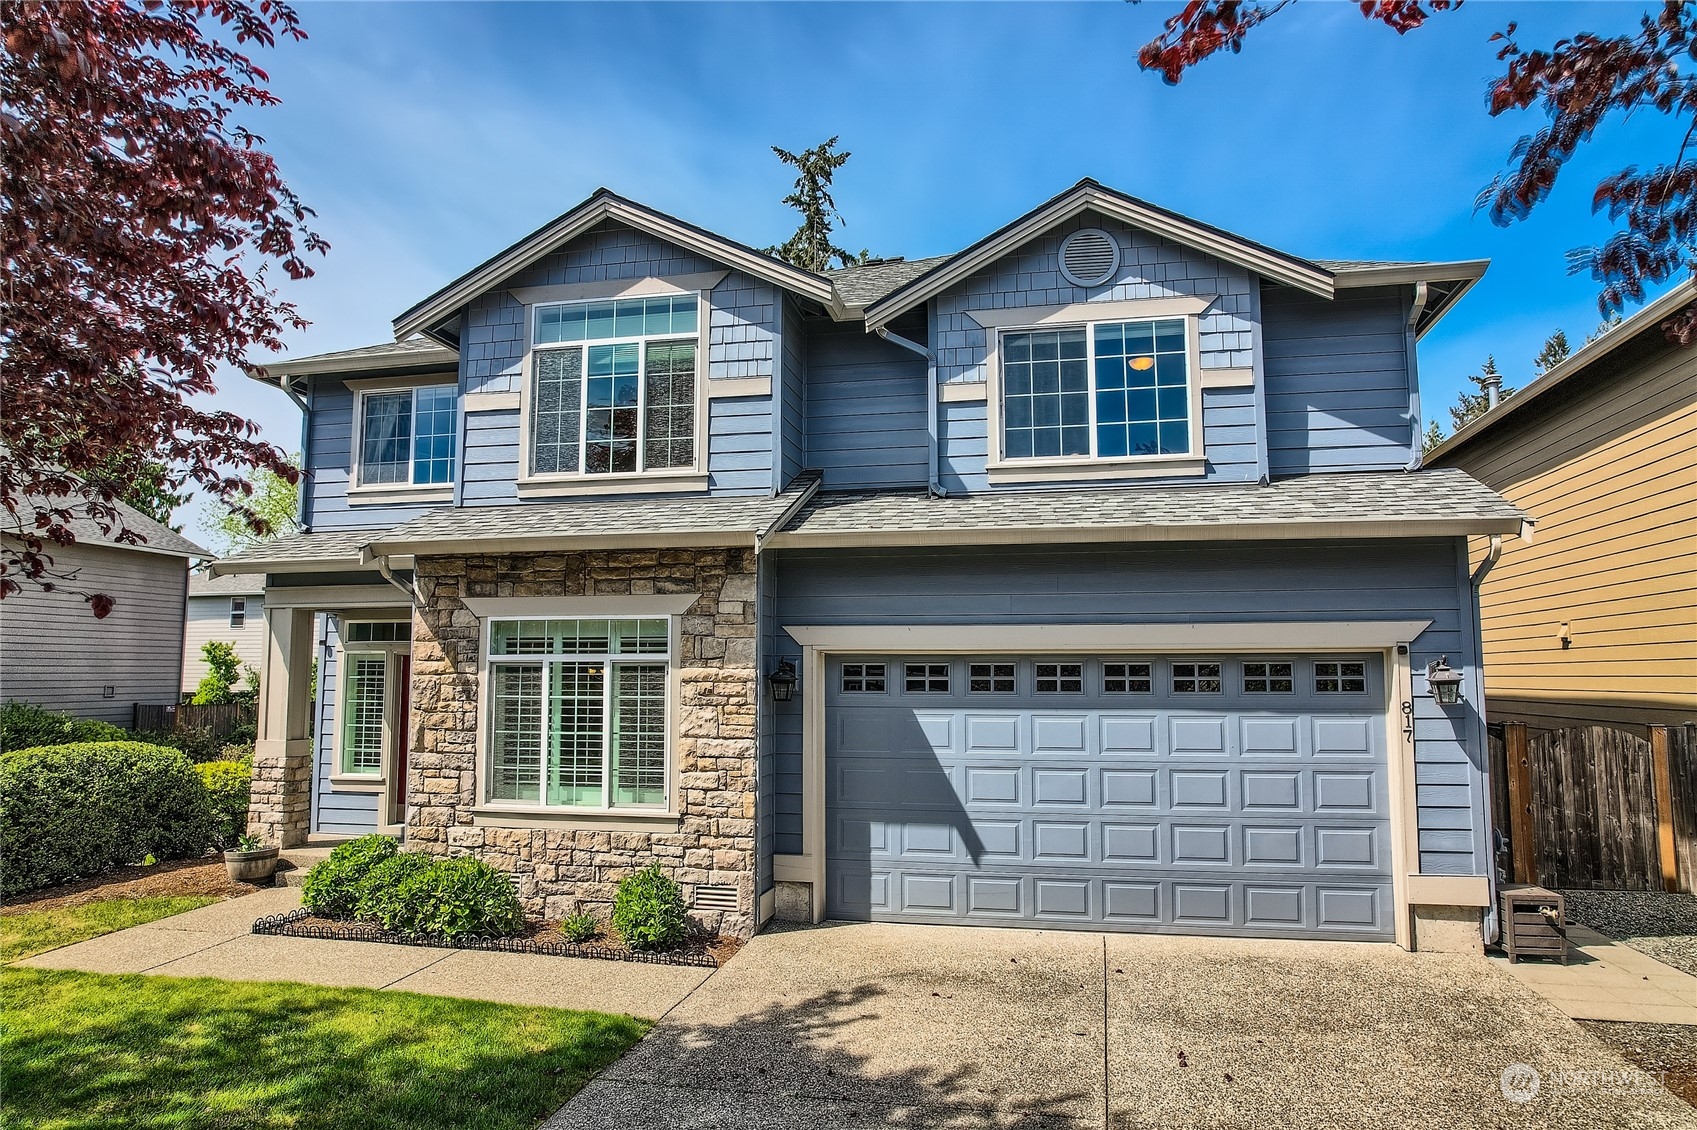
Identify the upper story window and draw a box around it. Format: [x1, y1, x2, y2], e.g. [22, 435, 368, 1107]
[530, 296, 699, 477]
[228, 597, 246, 630]
[357, 384, 458, 488]
[1002, 317, 1191, 462]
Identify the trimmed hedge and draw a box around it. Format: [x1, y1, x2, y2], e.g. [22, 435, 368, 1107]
[0, 742, 216, 895]
[0, 702, 127, 753]
[612, 865, 688, 952]
[299, 835, 396, 919]
[194, 759, 252, 849]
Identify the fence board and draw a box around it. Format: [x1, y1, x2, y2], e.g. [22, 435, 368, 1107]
[1670, 724, 1697, 893]
[131, 701, 255, 741]
[1524, 724, 1665, 890]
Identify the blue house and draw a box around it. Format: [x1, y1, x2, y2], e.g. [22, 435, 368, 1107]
[217, 180, 1527, 952]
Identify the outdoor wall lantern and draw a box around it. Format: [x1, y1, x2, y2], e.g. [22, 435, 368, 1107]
[769, 658, 798, 702]
[1426, 656, 1464, 705]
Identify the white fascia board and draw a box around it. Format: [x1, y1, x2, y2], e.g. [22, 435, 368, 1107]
[393, 197, 835, 341]
[762, 516, 1526, 550]
[247, 346, 459, 381]
[207, 556, 367, 577]
[366, 529, 757, 557]
[1331, 260, 1489, 289]
[782, 621, 1434, 652]
[462, 594, 700, 620]
[863, 186, 1334, 330]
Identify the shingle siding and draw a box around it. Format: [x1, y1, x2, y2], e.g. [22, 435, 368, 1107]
[1262, 283, 1418, 477]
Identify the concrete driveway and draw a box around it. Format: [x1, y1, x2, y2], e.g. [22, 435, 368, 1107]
[552, 921, 1697, 1130]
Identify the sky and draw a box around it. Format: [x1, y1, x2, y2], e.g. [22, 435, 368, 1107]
[187, 0, 1679, 546]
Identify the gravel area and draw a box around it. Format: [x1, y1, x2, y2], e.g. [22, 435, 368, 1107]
[3, 857, 266, 915]
[1560, 889, 1697, 978]
[1581, 1022, 1697, 1109]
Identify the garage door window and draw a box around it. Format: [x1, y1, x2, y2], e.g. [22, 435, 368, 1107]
[969, 662, 1016, 694]
[1035, 662, 1084, 694]
[904, 663, 950, 693]
[1243, 661, 1294, 694]
[1102, 661, 1153, 694]
[1315, 661, 1367, 694]
[485, 617, 671, 810]
[841, 663, 887, 693]
[1171, 661, 1222, 693]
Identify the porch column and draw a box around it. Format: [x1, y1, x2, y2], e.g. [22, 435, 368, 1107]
[250, 605, 316, 847]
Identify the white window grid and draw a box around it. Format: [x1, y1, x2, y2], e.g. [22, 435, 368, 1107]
[228, 597, 246, 630]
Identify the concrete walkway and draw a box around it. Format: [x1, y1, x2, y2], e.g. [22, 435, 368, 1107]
[1491, 924, 1697, 1025]
[549, 921, 1697, 1130]
[18, 887, 711, 1020]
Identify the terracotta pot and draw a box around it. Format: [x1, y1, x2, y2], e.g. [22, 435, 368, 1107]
[224, 845, 280, 883]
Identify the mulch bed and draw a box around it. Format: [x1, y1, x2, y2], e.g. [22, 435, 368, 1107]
[255, 908, 743, 968]
[1580, 1021, 1697, 1109]
[4, 856, 266, 915]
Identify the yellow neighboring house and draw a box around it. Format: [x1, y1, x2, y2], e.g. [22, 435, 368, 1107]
[1428, 281, 1697, 730]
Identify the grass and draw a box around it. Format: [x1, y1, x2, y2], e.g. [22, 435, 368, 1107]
[0, 896, 218, 962]
[1, 966, 650, 1130]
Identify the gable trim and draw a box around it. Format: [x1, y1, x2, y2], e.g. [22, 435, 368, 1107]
[394, 191, 837, 342]
[863, 180, 1335, 330]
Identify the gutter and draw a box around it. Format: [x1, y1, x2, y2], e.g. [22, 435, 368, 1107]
[360, 544, 420, 604]
[873, 326, 944, 497]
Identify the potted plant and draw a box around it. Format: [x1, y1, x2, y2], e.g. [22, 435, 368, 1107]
[224, 833, 280, 883]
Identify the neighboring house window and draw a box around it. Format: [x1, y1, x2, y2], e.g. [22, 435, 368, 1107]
[1001, 317, 1190, 461]
[358, 384, 458, 486]
[530, 295, 699, 476]
[485, 618, 671, 809]
[228, 597, 246, 630]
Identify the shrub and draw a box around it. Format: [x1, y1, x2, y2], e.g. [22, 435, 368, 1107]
[612, 865, 688, 952]
[560, 911, 600, 943]
[352, 852, 435, 932]
[134, 725, 228, 765]
[299, 835, 397, 919]
[0, 702, 128, 753]
[193, 759, 252, 849]
[0, 741, 215, 895]
[387, 857, 524, 941]
[190, 642, 258, 705]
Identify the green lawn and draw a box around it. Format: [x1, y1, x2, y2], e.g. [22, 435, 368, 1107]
[0, 896, 217, 962]
[1, 966, 649, 1130]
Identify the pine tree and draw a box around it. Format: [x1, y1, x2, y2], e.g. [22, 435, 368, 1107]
[1533, 329, 1570, 375]
[1421, 419, 1447, 454]
[1448, 355, 1516, 432]
[1585, 312, 1623, 345]
[767, 137, 869, 272]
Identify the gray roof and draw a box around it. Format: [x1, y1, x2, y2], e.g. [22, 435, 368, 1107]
[8, 495, 209, 558]
[209, 527, 384, 575]
[368, 471, 823, 555]
[253, 336, 459, 381]
[767, 469, 1527, 548]
[826, 256, 954, 310]
[188, 569, 266, 597]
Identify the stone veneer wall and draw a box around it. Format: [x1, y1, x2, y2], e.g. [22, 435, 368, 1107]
[409, 548, 760, 937]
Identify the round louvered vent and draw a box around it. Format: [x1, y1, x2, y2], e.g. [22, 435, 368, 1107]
[1058, 228, 1121, 287]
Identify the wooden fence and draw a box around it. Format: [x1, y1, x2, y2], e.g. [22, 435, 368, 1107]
[1490, 721, 1696, 893]
[132, 701, 256, 742]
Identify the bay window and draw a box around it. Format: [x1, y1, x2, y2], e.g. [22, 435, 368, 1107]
[1000, 316, 1192, 462]
[486, 617, 671, 810]
[357, 384, 458, 487]
[530, 295, 699, 476]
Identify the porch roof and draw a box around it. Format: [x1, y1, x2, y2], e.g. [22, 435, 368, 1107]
[363, 471, 822, 556]
[206, 528, 384, 576]
[764, 468, 1530, 548]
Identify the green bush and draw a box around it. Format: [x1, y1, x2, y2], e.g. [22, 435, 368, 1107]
[611, 865, 688, 952]
[387, 857, 524, 941]
[0, 742, 215, 895]
[560, 911, 599, 943]
[299, 835, 397, 919]
[193, 759, 252, 849]
[0, 702, 128, 753]
[352, 852, 435, 932]
[134, 725, 229, 765]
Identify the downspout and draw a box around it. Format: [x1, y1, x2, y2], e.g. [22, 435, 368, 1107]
[1469, 531, 1505, 945]
[278, 374, 313, 531]
[873, 325, 944, 497]
[361, 545, 420, 605]
[1470, 534, 1503, 591]
[1404, 281, 1429, 471]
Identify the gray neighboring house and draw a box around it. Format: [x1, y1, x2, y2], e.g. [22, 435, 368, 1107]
[217, 179, 1528, 954]
[183, 569, 268, 694]
[1, 499, 207, 724]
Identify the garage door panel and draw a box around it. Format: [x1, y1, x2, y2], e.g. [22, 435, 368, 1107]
[825, 654, 1393, 940]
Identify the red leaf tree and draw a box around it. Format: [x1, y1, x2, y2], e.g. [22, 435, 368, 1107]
[1, 0, 325, 616]
[1135, 0, 1697, 343]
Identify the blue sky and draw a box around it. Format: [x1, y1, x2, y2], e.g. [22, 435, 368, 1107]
[190, 0, 1677, 544]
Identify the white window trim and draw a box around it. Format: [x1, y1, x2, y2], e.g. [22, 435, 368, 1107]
[475, 608, 682, 819]
[327, 620, 413, 790]
[229, 597, 246, 630]
[982, 306, 1207, 485]
[348, 375, 460, 500]
[516, 288, 712, 493]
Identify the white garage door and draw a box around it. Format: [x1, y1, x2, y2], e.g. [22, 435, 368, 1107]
[825, 653, 1393, 939]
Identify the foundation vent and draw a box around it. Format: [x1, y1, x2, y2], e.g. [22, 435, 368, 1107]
[692, 884, 739, 912]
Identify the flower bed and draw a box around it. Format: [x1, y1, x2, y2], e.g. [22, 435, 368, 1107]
[253, 907, 734, 968]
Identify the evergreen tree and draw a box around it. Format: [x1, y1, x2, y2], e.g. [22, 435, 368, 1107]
[767, 137, 870, 271]
[1448, 355, 1515, 432]
[1585, 311, 1624, 345]
[1421, 419, 1447, 454]
[87, 455, 190, 531]
[1533, 329, 1570, 375]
